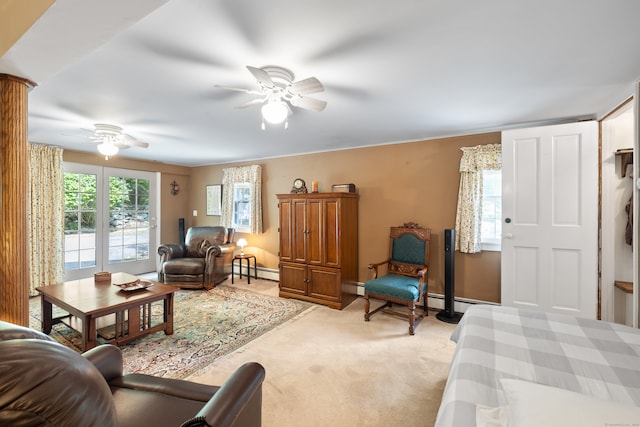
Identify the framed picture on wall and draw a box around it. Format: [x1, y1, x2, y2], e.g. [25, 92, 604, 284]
[206, 184, 222, 216]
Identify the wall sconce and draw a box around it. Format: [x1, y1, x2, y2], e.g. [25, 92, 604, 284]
[170, 181, 180, 196]
[237, 238, 247, 255]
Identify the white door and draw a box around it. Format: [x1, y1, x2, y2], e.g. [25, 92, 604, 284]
[501, 121, 598, 318]
[64, 164, 159, 280]
[103, 167, 159, 275]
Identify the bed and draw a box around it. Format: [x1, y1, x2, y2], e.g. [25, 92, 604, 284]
[434, 304, 640, 426]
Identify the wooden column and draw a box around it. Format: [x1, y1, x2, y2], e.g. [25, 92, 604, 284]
[0, 74, 35, 325]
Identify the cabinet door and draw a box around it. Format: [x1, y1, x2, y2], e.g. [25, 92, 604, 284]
[278, 198, 293, 262]
[306, 198, 323, 265]
[280, 262, 307, 295]
[309, 265, 341, 302]
[292, 199, 307, 263]
[323, 198, 341, 268]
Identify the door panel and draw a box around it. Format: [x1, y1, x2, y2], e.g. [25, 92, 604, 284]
[104, 168, 157, 275]
[324, 199, 340, 267]
[280, 262, 307, 295]
[278, 199, 293, 261]
[502, 121, 598, 318]
[307, 198, 323, 265]
[309, 265, 340, 301]
[292, 199, 307, 262]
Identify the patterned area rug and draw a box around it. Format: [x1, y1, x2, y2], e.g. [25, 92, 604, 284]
[29, 285, 312, 379]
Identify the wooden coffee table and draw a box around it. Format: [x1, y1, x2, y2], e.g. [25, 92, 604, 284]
[36, 272, 175, 351]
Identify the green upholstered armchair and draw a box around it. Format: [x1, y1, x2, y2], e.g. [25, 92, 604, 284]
[364, 223, 431, 335]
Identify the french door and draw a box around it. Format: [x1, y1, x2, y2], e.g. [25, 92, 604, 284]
[63, 163, 159, 280]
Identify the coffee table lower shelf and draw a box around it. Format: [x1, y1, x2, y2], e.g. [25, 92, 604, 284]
[53, 304, 170, 347]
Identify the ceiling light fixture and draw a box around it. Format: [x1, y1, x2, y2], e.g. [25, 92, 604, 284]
[97, 141, 118, 159]
[261, 101, 288, 125]
[93, 123, 125, 159]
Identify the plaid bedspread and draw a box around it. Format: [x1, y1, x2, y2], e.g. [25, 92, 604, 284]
[434, 304, 640, 426]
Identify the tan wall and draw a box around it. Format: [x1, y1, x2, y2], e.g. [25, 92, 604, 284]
[189, 133, 502, 303]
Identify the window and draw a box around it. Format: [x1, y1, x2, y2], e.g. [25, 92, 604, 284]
[480, 169, 502, 251]
[220, 165, 263, 234]
[454, 143, 501, 253]
[232, 183, 252, 232]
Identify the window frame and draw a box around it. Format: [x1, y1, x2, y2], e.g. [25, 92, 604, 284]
[231, 182, 252, 233]
[480, 169, 502, 251]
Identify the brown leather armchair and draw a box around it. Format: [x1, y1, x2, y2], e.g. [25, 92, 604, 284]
[158, 226, 236, 289]
[0, 321, 265, 427]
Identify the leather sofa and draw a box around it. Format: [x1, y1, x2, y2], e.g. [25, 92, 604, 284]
[0, 321, 265, 427]
[158, 226, 236, 289]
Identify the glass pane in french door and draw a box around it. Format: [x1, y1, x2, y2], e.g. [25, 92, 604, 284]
[108, 176, 150, 265]
[64, 171, 98, 271]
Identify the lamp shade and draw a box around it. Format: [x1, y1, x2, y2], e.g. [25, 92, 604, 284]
[237, 238, 247, 255]
[261, 101, 288, 124]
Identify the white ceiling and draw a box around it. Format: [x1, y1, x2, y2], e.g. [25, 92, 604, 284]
[2, 0, 640, 167]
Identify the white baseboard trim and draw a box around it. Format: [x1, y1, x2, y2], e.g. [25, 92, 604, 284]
[255, 267, 279, 281]
[354, 282, 497, 314]
[257, 271, 498, 313]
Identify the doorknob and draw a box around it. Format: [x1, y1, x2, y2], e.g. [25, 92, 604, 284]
[505, 218, 511, 223]
[504, 233, 513, 239]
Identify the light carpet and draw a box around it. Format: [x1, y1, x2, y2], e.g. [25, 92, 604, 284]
[29, 284, 313, 379]
[188, 280, 458, 427]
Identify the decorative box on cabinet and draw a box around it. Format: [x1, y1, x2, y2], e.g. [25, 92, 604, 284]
[277, 192, 358, 309]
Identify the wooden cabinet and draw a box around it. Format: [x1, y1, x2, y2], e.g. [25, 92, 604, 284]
[277, 193, 358, 309]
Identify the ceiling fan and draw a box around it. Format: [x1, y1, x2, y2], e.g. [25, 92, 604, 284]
[215, 65, 327, 129]
[83, 124, 149, 159]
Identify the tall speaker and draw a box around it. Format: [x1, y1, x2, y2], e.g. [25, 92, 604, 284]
[436, 228, 462, 324]
[178, 218, 185, 245]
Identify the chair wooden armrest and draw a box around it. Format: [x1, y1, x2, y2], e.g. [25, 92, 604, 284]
[367, 259, 390, 279]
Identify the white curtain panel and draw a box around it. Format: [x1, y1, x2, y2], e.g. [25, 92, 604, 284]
[28, 144, 65, 295]
[220, 164, 263, 234]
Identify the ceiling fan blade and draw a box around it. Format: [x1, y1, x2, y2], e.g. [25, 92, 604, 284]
[288, 77, 324, 95]
[246, 66, 275, 89]
[235, 97, 267, 109]
[290, 96, 327, 112]
[214, 85, 263, 95]
[122, 137, 149, 149]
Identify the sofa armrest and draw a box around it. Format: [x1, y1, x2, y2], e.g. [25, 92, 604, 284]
[217, 242, 236, 255]
[158, 243, 185, 263]
[83, 344, 124, 382]
[183, 362, 266, 427]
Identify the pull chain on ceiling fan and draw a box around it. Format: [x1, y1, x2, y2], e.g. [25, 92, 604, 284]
[215, 65, 327, 129]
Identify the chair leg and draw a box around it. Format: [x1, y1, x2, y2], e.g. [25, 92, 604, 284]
[408, 301, 416, 335]
[424, 293, 429, 316]
[364, 295, 370, 321]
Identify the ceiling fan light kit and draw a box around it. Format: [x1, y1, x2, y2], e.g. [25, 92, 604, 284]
[87, 123, 149, 159]
[97, 141, 119, 158]
[217, 65, 326, 129]
[261, 101, 288, 124]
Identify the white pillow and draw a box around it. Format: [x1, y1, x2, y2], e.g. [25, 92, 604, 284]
[500, 378, 640, 427]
